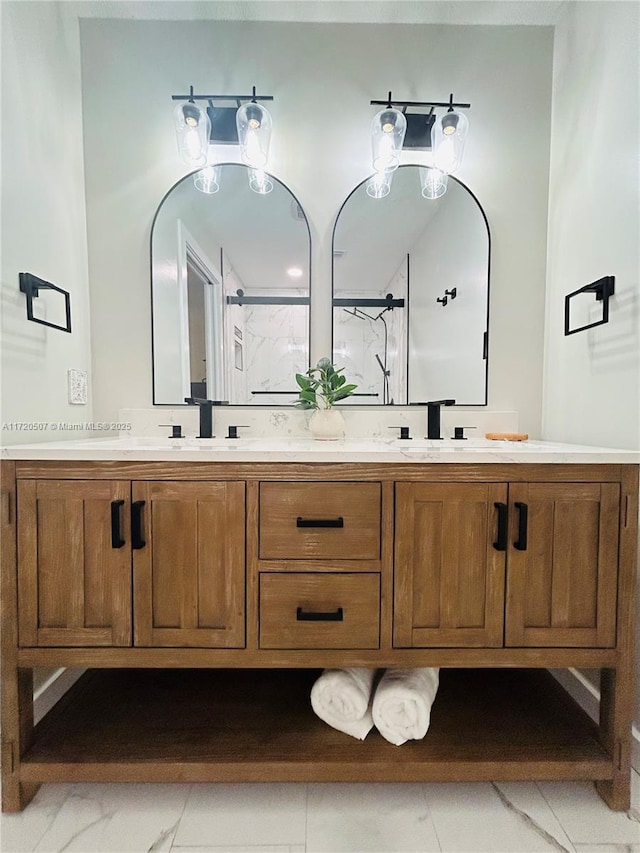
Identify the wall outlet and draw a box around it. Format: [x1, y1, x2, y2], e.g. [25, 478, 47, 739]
[68, 369, 88, 405]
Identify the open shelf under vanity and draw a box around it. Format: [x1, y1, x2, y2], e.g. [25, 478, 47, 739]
[22, 667, 610, 785]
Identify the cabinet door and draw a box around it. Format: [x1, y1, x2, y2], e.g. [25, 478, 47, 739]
[17, 480, 131, 646]
[505, 483, 619, 647]
[394, 483, 507, 647]
[133, 481, 245, 648]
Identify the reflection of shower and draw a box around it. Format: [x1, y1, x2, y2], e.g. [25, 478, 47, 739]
[343, 301, 394, 405]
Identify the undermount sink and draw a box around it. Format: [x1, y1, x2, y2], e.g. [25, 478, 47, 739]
[82, 436, 255, 450]
[86, 436, 536, 452]
[385, 437, 514, 450]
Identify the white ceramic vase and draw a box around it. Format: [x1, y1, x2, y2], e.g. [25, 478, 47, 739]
[309, 408, 345, 441]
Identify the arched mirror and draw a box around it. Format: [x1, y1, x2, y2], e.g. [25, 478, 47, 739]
[151, 163, 310, 405]
[332, 166, 490, 405]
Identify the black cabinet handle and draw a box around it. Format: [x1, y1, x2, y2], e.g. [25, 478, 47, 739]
[514, 501, 528, 551]
[110, 500, 125, 548]
[493, 502, 508, 551]
[131, 500, 146, 550]
[296, 607, 344, 622]
[296, 517, 344, 528]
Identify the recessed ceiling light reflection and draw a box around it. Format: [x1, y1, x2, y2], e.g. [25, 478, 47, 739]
[287, 267, 304, 278]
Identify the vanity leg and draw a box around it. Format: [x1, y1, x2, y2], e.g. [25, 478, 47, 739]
[597, 467, 637, 812]
[1, 667, 39, 812]
[1, 461, 39, 812]
[596, 667, 633, 811]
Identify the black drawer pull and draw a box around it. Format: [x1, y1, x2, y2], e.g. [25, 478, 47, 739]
[296, 517, 344, 528]
[296, 606, 344, 622]
[110, 500, 125, 549]
[493, 501, 508, 551]
[514, 501, 528, 551]
[131, 500, 146, 550]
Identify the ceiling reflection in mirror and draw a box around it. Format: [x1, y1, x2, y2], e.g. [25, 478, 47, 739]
[151, 163, 310, 405]
[332, 166, 489, 406]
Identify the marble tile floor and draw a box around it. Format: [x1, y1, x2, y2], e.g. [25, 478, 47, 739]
[2, 775, 640, 853]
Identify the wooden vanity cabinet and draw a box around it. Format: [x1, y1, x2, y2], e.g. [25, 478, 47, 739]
[395, 480, 621, 650]
[17, 479, 132, 647]
[15, 478, 246, 651]
[394, 483, 508, 648]
[258, 481, 381, 562]
[1, 460, 637, 815]
[505, 482, 619, 648]
[257, 480, 384, 650]
[259, 572, 381, 649]
[132, 480, 245, 648]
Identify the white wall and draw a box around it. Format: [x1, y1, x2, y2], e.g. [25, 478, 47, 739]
[542, 0, 640, 752]
[80, 19, 553, 435]
[1, 1, 91, 444]
[543, 2, 640, 450]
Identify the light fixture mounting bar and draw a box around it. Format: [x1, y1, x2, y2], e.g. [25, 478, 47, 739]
[370, 98, 470, 109]
[172, 93, 273, 102]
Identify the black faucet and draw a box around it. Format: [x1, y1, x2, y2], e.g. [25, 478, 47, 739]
[426, 399, 456, 440]
[184, 397, 215, 438]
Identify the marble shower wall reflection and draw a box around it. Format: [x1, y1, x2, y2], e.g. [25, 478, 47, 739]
[228, 294, 309, 406]
[334, 259, 408, 405]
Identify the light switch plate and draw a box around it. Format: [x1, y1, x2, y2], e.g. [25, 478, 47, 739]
[68, 369, 88, 405]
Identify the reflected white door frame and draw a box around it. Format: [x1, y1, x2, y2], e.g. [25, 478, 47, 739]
[176, 220, 225, 401]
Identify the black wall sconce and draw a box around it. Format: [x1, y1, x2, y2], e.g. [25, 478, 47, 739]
[369, 92, 470, 151]
[564, 275, 615, 336]
[172, 85, 274, 168]
[19, 272, 72, 333]
[366, 93, 471, 199]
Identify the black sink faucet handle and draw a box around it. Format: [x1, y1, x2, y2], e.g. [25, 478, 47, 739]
[452, 426, 477, 440]
[226, 425, 250, 439]
[159, 424, 184, 438]
[388, 426, 411, 440]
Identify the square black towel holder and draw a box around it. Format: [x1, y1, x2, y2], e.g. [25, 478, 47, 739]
[564, 275, 615, 336]
[19, 272, 72, 334]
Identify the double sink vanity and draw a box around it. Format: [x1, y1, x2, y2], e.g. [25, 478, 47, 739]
[1, 435, 638, 812]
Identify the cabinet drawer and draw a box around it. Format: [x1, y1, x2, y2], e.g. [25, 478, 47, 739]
[259, 573, 380, 649]
[259, 482, 381, 560]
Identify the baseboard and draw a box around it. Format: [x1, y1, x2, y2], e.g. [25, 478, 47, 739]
[550, 667, 640, 772]
[34, 667, 85, 724]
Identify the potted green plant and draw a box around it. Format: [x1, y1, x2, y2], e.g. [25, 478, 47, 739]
[295, 357, 358, 439]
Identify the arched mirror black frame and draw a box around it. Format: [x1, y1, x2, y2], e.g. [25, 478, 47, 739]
[331, 164, 491, 406]
[150, 164, 312, 406]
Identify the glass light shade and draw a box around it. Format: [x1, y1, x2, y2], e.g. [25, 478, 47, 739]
[371, 107, 406, 173]
[173, 101, 210, 167]
[431, 110, 469, 174]
[193, 165, 221, 194]
[366, 170, 393, 199]
[248, 168, 274, 195]
[236, 102, 272, 168]
[420, 166, 448, 199]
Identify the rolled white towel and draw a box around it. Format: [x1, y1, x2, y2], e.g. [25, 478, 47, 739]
[310, 668, 376, 740]
[372, 667, 440, 746]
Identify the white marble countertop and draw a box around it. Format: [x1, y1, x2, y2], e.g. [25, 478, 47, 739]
[2, 436, 639, 464]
